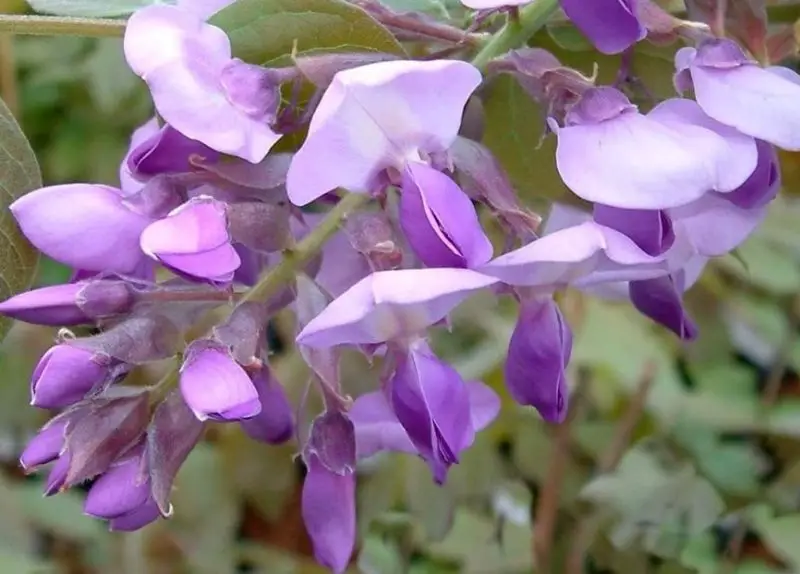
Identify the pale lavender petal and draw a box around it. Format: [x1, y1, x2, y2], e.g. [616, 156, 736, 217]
[10, 184, 151, 274]
[556, 87, 718, 209]
[478, 222, 667, 288]
[287, 60, 482, 206]
[559, 0, 645, 54]
[140, 197, 240, 282]
[400, 162, 493, 268]
[124, 5, 230, 79]
[349, 391, 416, 458]
[647, 97, 758, 192]
[144, 58, 282, 163]
[687, 39, 800, 150]
[296, 268, 498, 347]
[670, 193, 766, 256]
[179, 341, 260, 421]
[504, 298, 571, 422]
[301, 457, 356, 574]
[465, 381, 501, 431]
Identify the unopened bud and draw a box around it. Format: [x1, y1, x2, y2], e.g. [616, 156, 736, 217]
[0, 280, 134, 327]
[31, 344, 121, 409]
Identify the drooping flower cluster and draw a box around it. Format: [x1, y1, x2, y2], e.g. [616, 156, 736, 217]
[1, 0, 797, 572]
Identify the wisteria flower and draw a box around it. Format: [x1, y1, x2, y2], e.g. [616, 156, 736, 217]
[676, 38, 800, 151]
[553, 87, 758, 209]
[124, 5, 282, 163]
[286, 60, 492, 268]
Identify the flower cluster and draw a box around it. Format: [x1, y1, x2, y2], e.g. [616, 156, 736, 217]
[2, 0, 797, 572]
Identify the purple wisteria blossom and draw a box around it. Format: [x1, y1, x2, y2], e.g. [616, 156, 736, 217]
[124, 5, 283, 162]
[287, 60, 493, 269]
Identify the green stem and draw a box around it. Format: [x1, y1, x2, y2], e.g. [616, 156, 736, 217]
[470, 0, 560, 69]
[0, 15, 125, 37]
[239, 192, 370, 305]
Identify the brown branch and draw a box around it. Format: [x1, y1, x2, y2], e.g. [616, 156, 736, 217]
[565, 362, 657, 574]
[0, 34, 17, 115]
[533, 368, 591, 573]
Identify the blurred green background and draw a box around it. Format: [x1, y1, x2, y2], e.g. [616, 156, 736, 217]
[4, 1, 800, 573]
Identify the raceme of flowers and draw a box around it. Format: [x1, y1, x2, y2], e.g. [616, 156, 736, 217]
[2, 0, 796, 572]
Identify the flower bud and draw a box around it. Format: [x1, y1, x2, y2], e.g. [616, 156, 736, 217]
[31, 344, 117, 409]
[179, 340, 260, 422]
[239, 365, 294, 444]
[84, 449, 150, 520]
[0, 281, 134, 326]
[504, 298, 572, 423]
[139, 196, 241, 283]
[629, 275, 698, 340]
[20, 420, 67, 470]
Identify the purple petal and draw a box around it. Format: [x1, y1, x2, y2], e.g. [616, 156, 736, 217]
[350, 391, 417, 459]
[120, 117, 160, 195]
[478, 221, 667, 288]
[128, 124, 219, 179]
[556, 88, 720, 209]
[31, 345, 109, 409]
[559, 0, 645, 54]
[286, 60, 482, 206]
[10, 184, 151, 274]
[239, 366, 294, 444]
[84, 454, 150, 519]
[647, 97, 758, 193]
[179, 341, 260, 422]
[20, 420, 67, 470]
[140, 197, 240, 282]
[390, 342, 473, 482]
[465, 380, 501, 431]
[0, 283, 85, 326]
[685, 39, 800, 150]
[629, 274, 698, 340]
[44, 453, 70, 496]
[296, 268, 498, 347]
[504, 298, 571, 422]
[399, 162, 493, 268]
[593, 205, 675, 257]
[722, 139, 780, 209]
[301, 457, 356, 574]
[109, 498, 160, 531]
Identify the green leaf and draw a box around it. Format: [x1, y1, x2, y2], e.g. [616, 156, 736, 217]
[0, 550, 53, 574]
[0, 97, 41, 342]
[753, 510, 800, 570]
[210, 0, 405, 66]
[482, 75, 569, 207]
[26, 0, 160, 17]
[581, 444, 725, 559]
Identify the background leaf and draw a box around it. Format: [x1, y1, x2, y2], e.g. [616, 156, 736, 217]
[26, 0, 165, 17]
[0, 97, 41, 342]
[210, 0, 405, 65]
